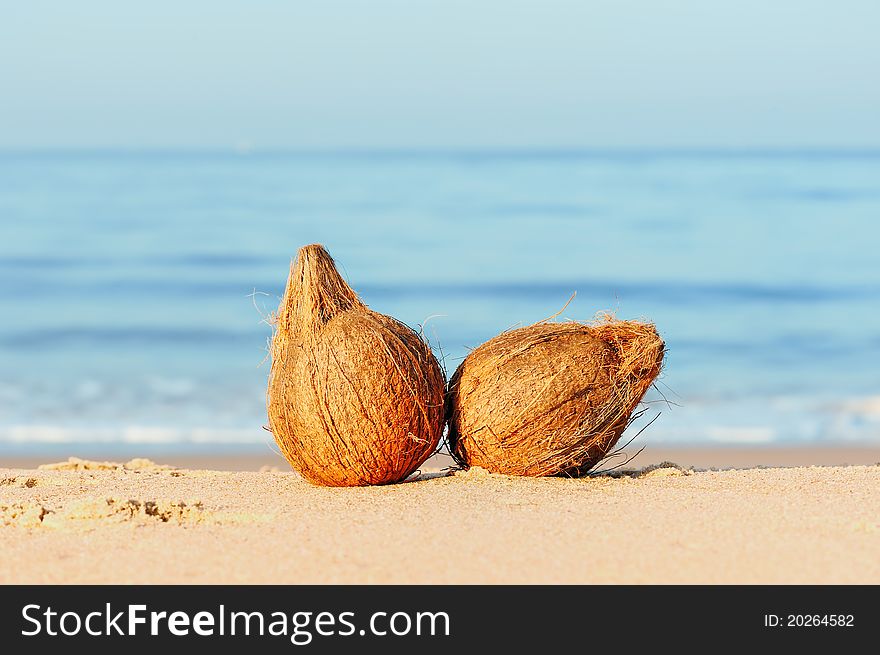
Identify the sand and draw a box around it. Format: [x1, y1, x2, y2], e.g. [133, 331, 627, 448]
[1, 454, 878, 584]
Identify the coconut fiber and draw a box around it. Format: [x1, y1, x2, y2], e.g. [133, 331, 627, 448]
[267, 245, 445, 486]
[446, 317, 664, 476]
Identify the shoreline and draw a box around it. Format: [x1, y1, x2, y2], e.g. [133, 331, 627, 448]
[2, 445, 877, 472]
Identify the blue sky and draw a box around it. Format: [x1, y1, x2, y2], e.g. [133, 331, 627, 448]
[1, 1, 878, 149]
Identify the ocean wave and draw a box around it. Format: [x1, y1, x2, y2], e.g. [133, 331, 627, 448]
[0, 266, 880, 305]
[4, 273, 880, 305]
[756, 187, 880, 203]
[359, 280, 880, 304]
[6, 324, 872, 358]
[0, 255, 86, 270]
[0, 253, 268, 271]
[0, 327, 256, 348]
[0, 425, 265, 444]
[669, 334, 880, 361]
[4, 390, 879, 448]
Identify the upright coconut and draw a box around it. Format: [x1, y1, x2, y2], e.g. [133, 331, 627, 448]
[446, 317, 664, 477]
[267, 244, 445, 486]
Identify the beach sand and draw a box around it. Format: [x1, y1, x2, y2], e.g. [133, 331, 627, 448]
[1, 451, 878, 584]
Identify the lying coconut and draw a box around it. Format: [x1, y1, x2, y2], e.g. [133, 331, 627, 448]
[267, 244, 445, 486]
[446, 317, 664, 476]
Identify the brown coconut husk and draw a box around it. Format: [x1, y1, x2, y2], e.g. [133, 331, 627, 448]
[446, 314, 664, 477]
[267, 244, 445, 487]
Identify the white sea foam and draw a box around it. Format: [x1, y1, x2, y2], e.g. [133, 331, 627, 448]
[0, 424, 263, 444]
[3, 395, 880, 448]
[705, 426, 777, 443]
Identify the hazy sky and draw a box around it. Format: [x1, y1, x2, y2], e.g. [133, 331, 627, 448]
[1, 1, 878, 149]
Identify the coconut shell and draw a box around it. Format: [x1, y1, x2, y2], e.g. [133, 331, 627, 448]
[267, 244, 445, 486]
[446, 318, 664, 476]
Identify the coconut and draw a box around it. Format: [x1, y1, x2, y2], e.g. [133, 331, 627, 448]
[267, 244, 445, 486]
[446, 317, 664, 477]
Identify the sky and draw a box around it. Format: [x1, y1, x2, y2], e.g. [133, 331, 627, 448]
[1, 0, 878, 150]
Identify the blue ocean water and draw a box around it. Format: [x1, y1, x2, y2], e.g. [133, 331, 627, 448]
[1, 150, 879, 452]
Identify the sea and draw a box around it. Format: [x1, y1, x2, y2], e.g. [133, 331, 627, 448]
[2, 150, 879, 456]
